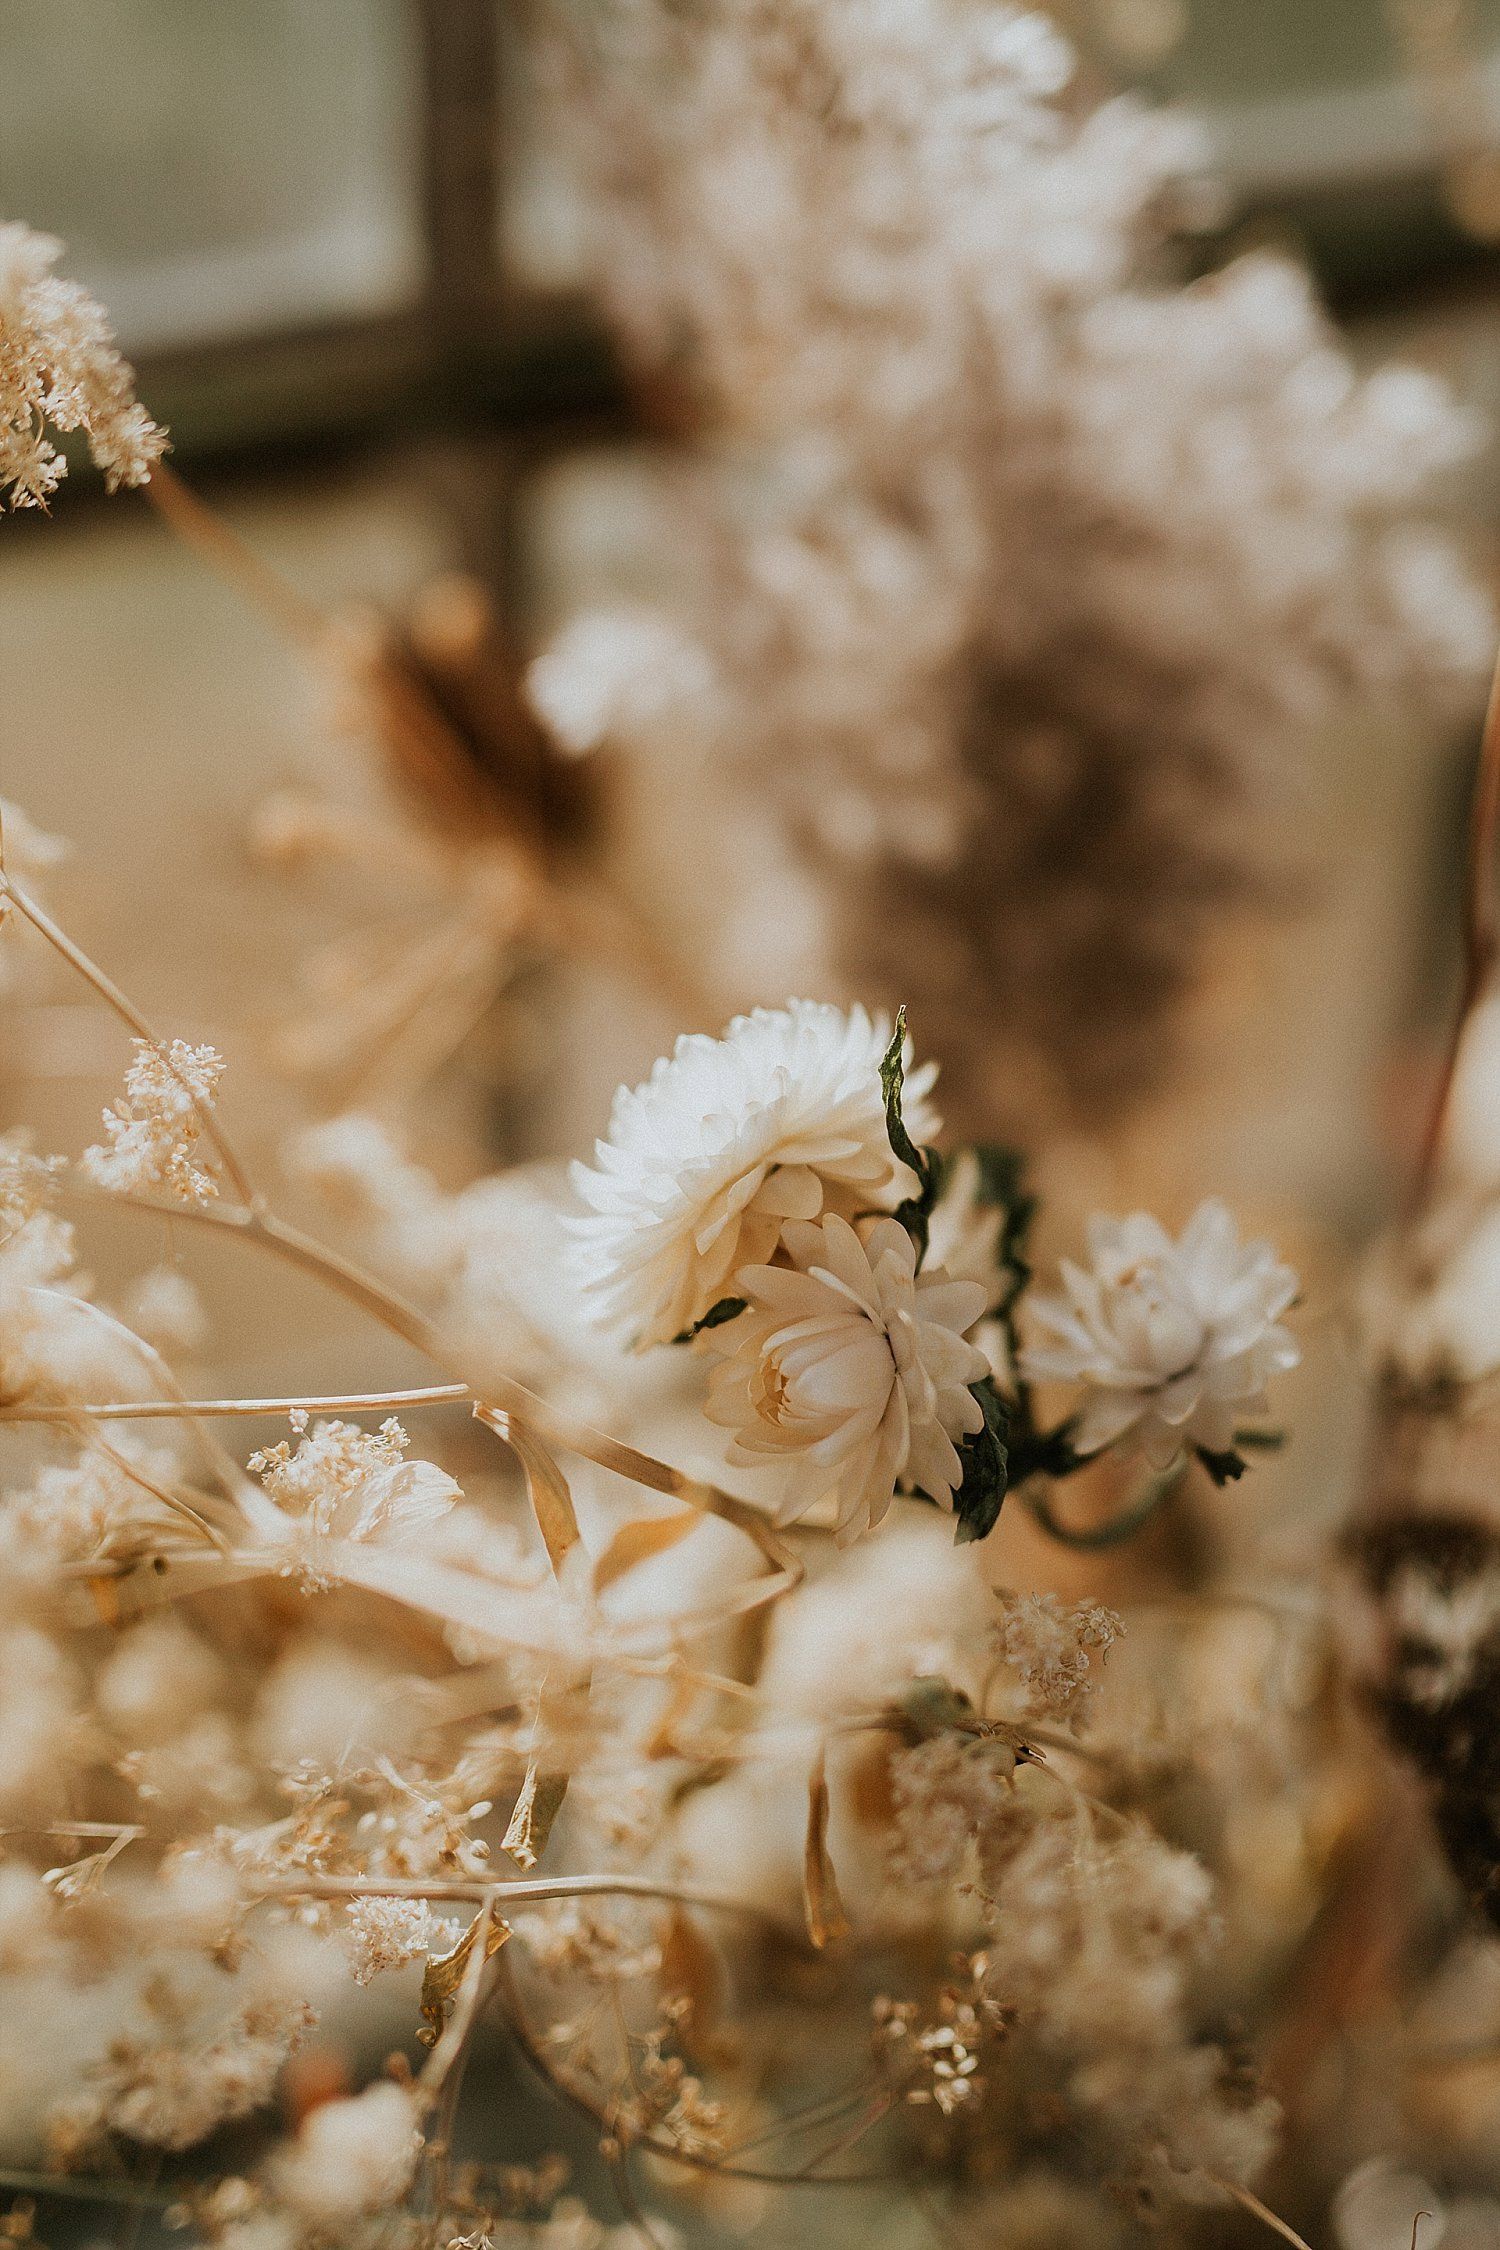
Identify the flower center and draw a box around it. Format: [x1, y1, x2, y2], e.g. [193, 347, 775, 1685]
[761, 1358, 794, 1422]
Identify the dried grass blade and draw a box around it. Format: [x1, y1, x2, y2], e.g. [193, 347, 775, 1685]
[502, 1760, 571, 1871]
[475, 1404, 580, 1577]
[1210, 2177, 1316, 2250]
[594, 1507, 699, 1595]
[803, 1745, 850, 1949]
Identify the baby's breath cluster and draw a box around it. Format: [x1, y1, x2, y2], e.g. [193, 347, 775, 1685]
[0, 222, 166, 509]
[81, 1039, 226, 1205]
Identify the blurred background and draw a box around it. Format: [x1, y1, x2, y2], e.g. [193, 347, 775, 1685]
[6, 0, 1500, 1233]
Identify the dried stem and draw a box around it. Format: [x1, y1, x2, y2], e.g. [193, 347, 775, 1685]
[256, 1870, 777, 1924]
[146, 463, 325, 650]
[22, 1285, 253, 1511]
[0, 1384, 472, 1422]
[77, 1418, 231, 1552]
[495, 1951, 897, 2189]
[0, 2170, 171, 2211]
[65, 1179, 804, 1647]
[1412, 635, 1500, 1215]
[0, 870, 258, 1208]
[144, 463, 721, 1032]
[1208, 2175, 1317, 2250]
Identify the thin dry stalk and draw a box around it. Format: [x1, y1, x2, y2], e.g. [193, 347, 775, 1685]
[0, 868, 257, 1207]
[1412, 636, 1500, 1214]
[1209, 2176, 1317, 2250]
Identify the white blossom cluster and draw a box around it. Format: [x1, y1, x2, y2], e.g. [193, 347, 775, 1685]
[81, 1038, 227, 1205]
[0, 221, 166, 508]
[570, 1000, 1299, 1534]
[527, 0, 1492, 1118]
[248, 1415, 463, 1544]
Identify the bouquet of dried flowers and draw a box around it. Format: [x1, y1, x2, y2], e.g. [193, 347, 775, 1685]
[5, 11, 1500, 2240]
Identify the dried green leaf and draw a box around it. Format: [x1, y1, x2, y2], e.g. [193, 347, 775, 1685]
[1194, 1444, 1248, 1487]
[880, 1005, 939, 1259]
[951, 1376, 1010, 1545]
[671, 1295, 748, 1343]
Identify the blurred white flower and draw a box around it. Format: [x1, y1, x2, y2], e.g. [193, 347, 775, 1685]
[569, 1000, 938, 1347]
[0, 797, 68, 893]
[546, 0, 1493, 1124]
[705, 1212, 987, 1541]
[0, 798, 70, 997]
[123, 1265, 208, 1355]
[1020, 1199, 1298, 1467]
[526, 605, 716, 757]
[272, 2080, 422, 2225]
[0, 1129, 64, 1232]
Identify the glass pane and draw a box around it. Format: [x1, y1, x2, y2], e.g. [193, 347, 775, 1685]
[0, 0, 425, 350]
[1146, 0, 1500, 195]
[496, 7, 591, 295]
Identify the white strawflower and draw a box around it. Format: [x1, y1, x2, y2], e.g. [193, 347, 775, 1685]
[569, 1001, 939, 1347]
[705, 1212, 988, 1542]
[1019, 1199, 1299, 1468]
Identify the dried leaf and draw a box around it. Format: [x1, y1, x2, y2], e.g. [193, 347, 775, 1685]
[803, 1744, 850, 1949]
[303, 1538, 569, 1654]
[418, 1908, 510, 2047]
[503, 1758, 571, 1870]
[594, 1507, 700, 1596]
[659, 1907, 723, 2052]
[476, 1406, 580, 1578]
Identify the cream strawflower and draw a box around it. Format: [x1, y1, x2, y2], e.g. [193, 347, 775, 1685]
[569, 1001, 938, 1347]
[924, 1148, 1007, 1298]
[705, 1213, 988, 1542]
[1019, 1199, 1299, 1469]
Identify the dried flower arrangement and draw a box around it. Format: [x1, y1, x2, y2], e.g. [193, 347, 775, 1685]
[0, 787, 1314, 2244]
[5, 9, 1500, 2246]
